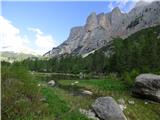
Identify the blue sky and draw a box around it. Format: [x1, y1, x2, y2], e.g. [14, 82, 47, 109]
[0, 0, 139, 55]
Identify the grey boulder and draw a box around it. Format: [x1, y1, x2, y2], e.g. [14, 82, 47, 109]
[92, 97, 127, 120]
[132, 74, 160, 102]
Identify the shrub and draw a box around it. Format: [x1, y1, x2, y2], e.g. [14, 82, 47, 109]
[121, 69, 140, 87]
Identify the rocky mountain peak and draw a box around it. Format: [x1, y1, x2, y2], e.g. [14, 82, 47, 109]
[85, 12, 98, 31]
[111, 7, 121, 15]
[44, 1, 160, 57]
[97, 13, 110, 30]
[109, 7, 123, 26]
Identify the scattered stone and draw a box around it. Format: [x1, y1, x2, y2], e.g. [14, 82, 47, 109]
[38, 83, 47, 87]
[82, 90, 93, 95]
[117, 98, 126, 111]
[92, 97, 127, 120]
[79, 108, 100, 120]
[119, 104, 127, 111]
[79, 72, 85, 79]
[128, 100, 135, 105]
[157, 33, 160, 39]
[48, 80, 55, 87]
[74, 81, 79, 84]
[132, 74, 160, 102]
[145, 100, 157, 104]
[144, 101, 148, 104]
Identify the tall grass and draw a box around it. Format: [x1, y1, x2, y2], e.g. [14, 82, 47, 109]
[1, 64, 48, 120]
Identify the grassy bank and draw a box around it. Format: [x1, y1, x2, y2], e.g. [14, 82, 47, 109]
[1, 65, 160, 120]
[54, 79, 160, 120]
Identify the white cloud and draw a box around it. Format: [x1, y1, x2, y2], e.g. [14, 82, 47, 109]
[108, 0, 158, 12]
[0, 16, 57, 55]
[109, 0, 157, 2]
[0, 16, 34, 54]
[107, 0, 134, 12]
[108, 2, 114, 11]
[28, 27, 57, 54]
[28, 27, 43, 35]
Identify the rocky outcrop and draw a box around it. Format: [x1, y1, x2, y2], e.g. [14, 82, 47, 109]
[132, 74, 160, 102]
[44, 1, 160, 57]
[92, 97, 127, 120]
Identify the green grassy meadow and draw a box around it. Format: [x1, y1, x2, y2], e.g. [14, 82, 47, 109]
[38, 77, 160, 120]
[1, 65, 160, 120]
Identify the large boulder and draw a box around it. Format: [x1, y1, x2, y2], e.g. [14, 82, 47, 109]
[92, 97, 127, 120]
[132, 74, 160, 102]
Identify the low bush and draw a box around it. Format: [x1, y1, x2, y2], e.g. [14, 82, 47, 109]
[121, 69, 140, 87]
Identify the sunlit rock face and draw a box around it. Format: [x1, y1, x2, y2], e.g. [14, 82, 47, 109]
[44, 1, 160, 57]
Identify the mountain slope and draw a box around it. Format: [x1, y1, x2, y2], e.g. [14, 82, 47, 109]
[88, 25, 160, 73]
[0, 51, 37, 62]
[44, 1, 160, 57]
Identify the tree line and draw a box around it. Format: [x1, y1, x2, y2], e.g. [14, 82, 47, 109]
[10, 25, 160, 75]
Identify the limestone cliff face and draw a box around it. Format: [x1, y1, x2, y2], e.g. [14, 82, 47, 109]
[44, 1, 160, 57]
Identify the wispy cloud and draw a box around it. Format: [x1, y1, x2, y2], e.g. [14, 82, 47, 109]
[107, 0, 135, 12]
[0, 16, 57, 55]
[107, 0, 158, 12]
[28, 27, 43, 35]
[29, 27, 57, 54]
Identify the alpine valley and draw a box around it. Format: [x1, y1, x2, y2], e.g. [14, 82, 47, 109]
[2, 1, 160, 120]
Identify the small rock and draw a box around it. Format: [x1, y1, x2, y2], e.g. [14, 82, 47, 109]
[157, 33, 160, 39]
[82, 90, 93, 95]
[144, 101, 148, 104]
[117, 98, 126, 111]
[79, 108, 100, 120]
[119, 104, 127, 111]
[38, 83, 47, 87]
[74, 81, 79, 84]
[128, 100, 135, 105]
[48, 80, 55, 87]
[79, 72, 84, 79]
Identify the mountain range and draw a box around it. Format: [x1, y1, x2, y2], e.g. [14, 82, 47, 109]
[44, 1, 160, 57]
[0, 51, 37, 63]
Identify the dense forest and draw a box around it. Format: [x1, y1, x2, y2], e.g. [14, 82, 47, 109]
[12, 25, 160, 75]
